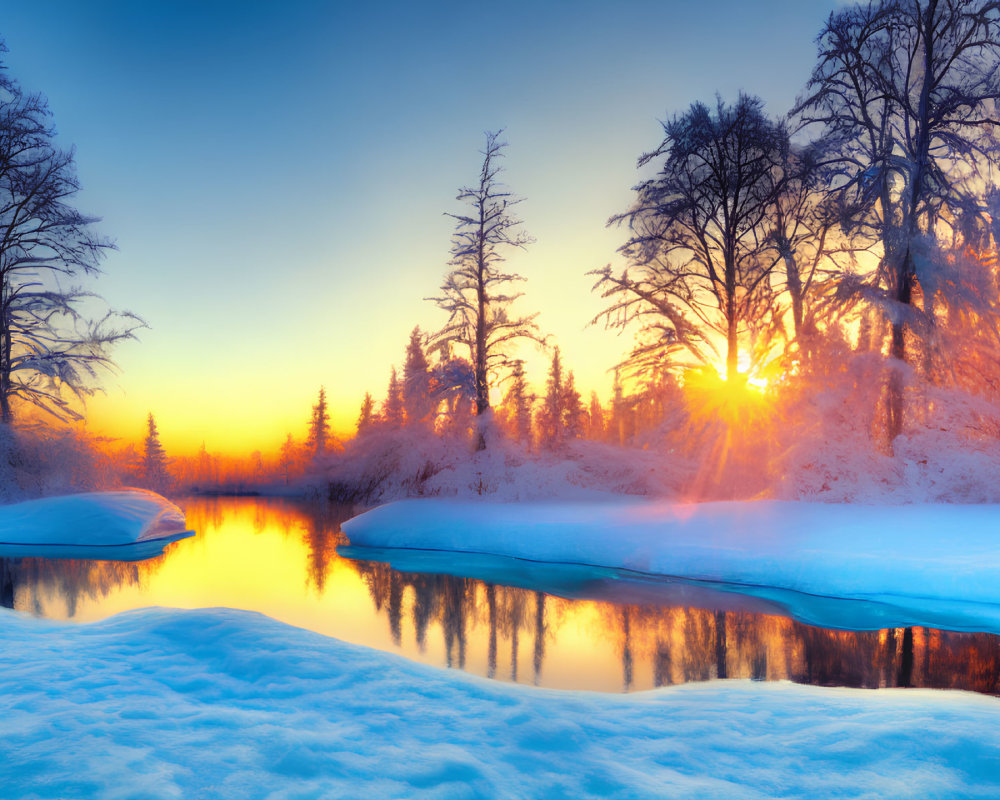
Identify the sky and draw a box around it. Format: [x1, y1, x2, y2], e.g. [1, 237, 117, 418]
[1, 0, 840, 455]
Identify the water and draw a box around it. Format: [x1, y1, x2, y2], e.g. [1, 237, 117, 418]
[1, 496, 998, 694]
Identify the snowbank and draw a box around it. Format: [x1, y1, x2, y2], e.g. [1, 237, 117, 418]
[0, 489, 192, 560]
[343, 499, 1000, 633]
[2, 606, 999, 799]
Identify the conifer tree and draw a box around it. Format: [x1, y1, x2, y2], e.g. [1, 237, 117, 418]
[539, 348, 565, 447]
[502, 359, 533, 446]
[357, 392, 375, 435]
[403, 327, 434, 425]
[141, 413, 169, 490]
[561, 370, 586, 441]
[307, 387, 331, 455]
[383, 367, 404, 426]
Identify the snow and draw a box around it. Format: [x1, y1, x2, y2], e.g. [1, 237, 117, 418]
[0, 489, 192, 560]
[343, 499, 1000, 634]
[2, 605, 999, 799]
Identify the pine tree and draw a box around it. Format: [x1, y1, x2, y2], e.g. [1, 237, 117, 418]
[539, 348, 565, 448]
[383, 367, 404, 427]
[142, 413, 169, 491]
[357, 392, 375, 435]
[403, 327, 434, 426]
[561, 370, 585, 441]
[502, 359, 533, 446]
[307, 387, 331, 455]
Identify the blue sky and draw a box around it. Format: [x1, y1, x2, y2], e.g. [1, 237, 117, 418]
[1, 0, 838, 453]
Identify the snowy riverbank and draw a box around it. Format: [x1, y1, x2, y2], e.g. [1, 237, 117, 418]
[343, 499, 1000, 633]
[2, 606, 999, 799]
[0, 489, 192, 560]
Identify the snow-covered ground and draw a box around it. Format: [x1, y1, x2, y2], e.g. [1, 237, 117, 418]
[343, 499, 1000, 634]
[0, 489, 192, 560]
[1, 606, 998, 800]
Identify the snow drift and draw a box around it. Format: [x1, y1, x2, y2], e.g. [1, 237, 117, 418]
[0, 489, 192, 560]
[3, 605, 1000, 799]
[342, 499, 1000, 633]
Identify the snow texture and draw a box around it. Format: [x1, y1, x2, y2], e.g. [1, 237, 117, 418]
[343, 499, 1000, 634]
[1, 605, 999, 800]
[0, 489, 192, 559]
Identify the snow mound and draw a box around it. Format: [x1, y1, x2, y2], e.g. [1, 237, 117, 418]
[0, 489, 193, 559]
[343, 499, 1000, 632]
[2, 606, 1000, 799]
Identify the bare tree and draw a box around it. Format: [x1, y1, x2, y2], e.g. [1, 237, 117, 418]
[0, 42, 141, 424]
[796, 0, 1000, 439]
[429, 130, 541, 449]
[594, 94, 789, 382]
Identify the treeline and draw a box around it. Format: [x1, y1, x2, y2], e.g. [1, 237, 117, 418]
[314, 0, 1000, 501]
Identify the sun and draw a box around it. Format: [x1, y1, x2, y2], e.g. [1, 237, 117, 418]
[682, 364, 773, 426]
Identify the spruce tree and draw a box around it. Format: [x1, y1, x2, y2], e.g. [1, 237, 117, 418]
[357, 392, 375, 435]
[403, 327, 433, 425]
[383, 367, 404, 426]
[142, 413, 169, 490]
[561, 370, 585, 441]
[539, 348, 565, 447]
[307, 387, 331, 455]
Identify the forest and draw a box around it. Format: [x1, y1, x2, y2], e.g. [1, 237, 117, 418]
[1, 0, 999, 506]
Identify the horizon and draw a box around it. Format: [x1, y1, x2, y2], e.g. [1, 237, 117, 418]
[1, 0, 836, 456]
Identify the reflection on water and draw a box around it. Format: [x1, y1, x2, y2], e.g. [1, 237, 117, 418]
[1, 497, 999, 695]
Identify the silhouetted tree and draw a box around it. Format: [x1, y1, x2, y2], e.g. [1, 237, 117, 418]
[356, 391, 375, 435]
[561, 370, 586, 441]
[306, 386, 331, 455]
[403, 326, 434, 425]
[429, 130, 541, 449]
[796, 0, 1000, 439]
[0, 42, 141, 424]
[501, 359, 533, 446]
[595, 94, 789, 381]
[141, 413, 169, 490]
[537, 347, 564, 447]
[383, 367, 404, 426]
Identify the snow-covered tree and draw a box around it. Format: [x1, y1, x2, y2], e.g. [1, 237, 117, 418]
[141, 413, 169, 491]
[383, 367, 404, 427]
[561, 370, 586, 441]
[403, 326, 434, 425]
[307, 386, 331, 455]
[796, 0, 1000, 439]
[357, 392, 375, 435]
[501, 359, 533, 446]
[429, 130, 541, 449]
[0, 42, 141, 424]
[537, 348, 565, 448]
[596, 94, 788, 381]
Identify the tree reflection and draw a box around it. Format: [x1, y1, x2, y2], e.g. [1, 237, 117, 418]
[0, 553, 167, 617]
[347, 554, 1000, 696]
